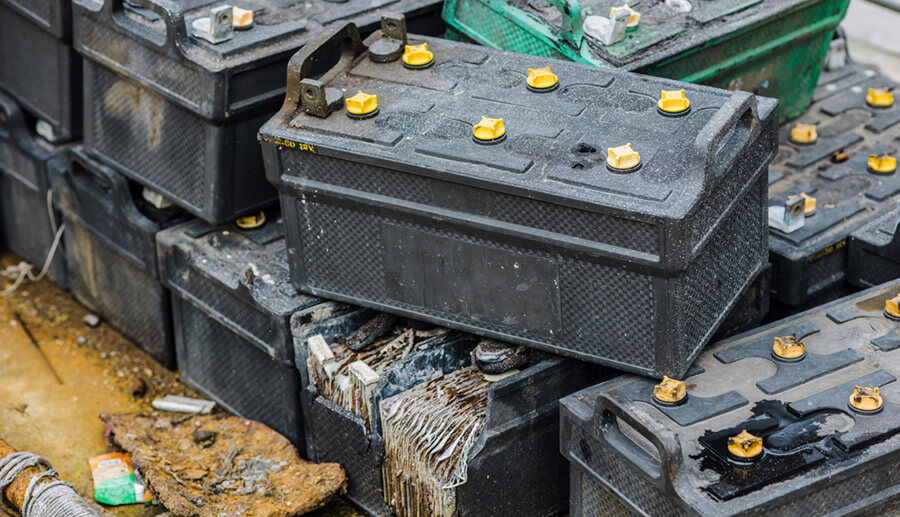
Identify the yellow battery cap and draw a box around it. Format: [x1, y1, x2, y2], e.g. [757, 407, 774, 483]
[610, 5, 640, 29]
[885, 293, 900, 320]
[232, 6, 254, 29]
[849, 386, 883, 413]
[866, 87, 894, 108]
[728, 430, 763, 460]
[473, 117, 506, 143]
[789, 123, 818, 144]
[772, 335, 806, 361]
[867, 153, 897, 174]
[657, 89, 690, 115]
[345, 91, 379, 119]
[526, 66, 559, 92]
[607, 143, 640, 171]
[236, 211, 266, 229]
[402, 43, 434, 69]
[652, 376, 687, 405]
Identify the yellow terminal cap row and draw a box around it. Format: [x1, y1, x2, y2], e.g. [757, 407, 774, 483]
[343, 96, 639, 162]
[345, 78, 684, 165]
[790, 122, 897, 174]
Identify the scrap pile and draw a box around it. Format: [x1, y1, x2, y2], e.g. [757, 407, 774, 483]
[3, 0, 900, 515]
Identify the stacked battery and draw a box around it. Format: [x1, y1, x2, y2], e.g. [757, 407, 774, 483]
[562, 281, 900, 515]
[7, 0, 900, 513]
[71, 0, 445, 222]
[53, 148, 188, 367]
[0, 90, 69, 288]
[297, 322, 599, 515]
[0, 0, 81, 143]
[156, 215, 349, 446]
[768, 65, 900, 308]
[260, 20, 778, 379]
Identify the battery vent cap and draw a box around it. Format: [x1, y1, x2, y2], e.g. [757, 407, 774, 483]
[867, 87, 894, 108]
[789, 123, 818, 144]
[728, 430, 763, 459]
[527, 67, 559, 92]
[849, 386, 883, 413]
[402, 43, 434, 69]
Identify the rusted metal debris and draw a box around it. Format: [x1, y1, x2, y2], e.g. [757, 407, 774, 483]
[1, 438, 46, 512]
[0, 438, 106, 516]
[100, 413, 346, 517]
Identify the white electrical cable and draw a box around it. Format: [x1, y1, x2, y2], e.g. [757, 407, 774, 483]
[0, 189, 65, 297]
[0, 452, 101, 517]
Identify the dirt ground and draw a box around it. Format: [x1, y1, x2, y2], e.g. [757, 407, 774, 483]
[0, 252, 358, 517]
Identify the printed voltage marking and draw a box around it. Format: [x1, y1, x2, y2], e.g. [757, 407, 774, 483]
[260, 136, 316, 153]
[810, 239, 847, 262]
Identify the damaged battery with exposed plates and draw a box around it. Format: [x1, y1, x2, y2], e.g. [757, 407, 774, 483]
[260, 17, 778, 378]
[156, 214, 351, 448]
[71, 0, 444, 223]
[296, 318, 599, 517]
[561, 281, 900, 515]
[0, 90, 69, 288]
[768, 65, 900, 307]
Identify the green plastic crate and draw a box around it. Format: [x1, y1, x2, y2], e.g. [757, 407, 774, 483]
[442, 0, 849, 122]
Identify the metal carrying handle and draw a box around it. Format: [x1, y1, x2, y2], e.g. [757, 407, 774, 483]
[546, 0, 584, 50]
[282, 22, 367, 114]
[587, 391, 682, 492]
[694, 92, 760, 182]
[106, 0, 188, 53]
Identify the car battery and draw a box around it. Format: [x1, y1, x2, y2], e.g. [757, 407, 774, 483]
[157, 214, 356, 448]
[260, 19, 779, 378]
[297, 322, 599, 516]
[848, 206, 900, 288]
[441, 0, 849, 123]
[0, 90, 68, 288]
[0, 0, 81, 143]
[52, 147, 188, 368]
[298, 320, 473, 515]
[561, 280, 900, 516]
[767, 65, 900, 308]
[71, 0, 444, 224]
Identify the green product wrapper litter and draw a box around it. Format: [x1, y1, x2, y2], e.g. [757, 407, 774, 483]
[89, 452, 152, 505]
